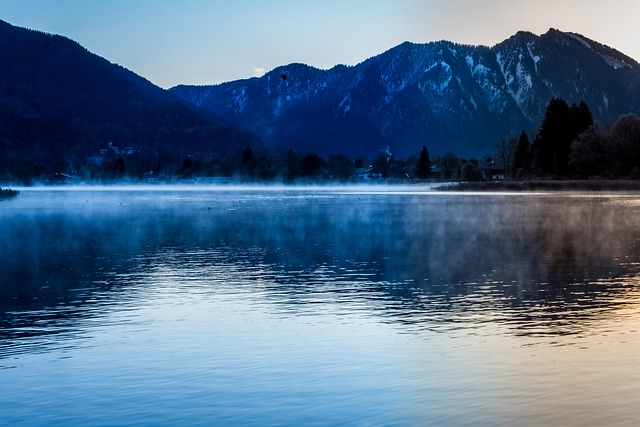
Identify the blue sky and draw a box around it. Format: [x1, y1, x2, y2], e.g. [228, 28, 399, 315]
[2, 0, 638, 88]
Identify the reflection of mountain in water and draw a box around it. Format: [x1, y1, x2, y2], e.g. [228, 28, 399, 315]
[2, 189, 640, 351]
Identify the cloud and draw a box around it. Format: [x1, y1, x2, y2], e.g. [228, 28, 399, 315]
[253, 67, 266, 77]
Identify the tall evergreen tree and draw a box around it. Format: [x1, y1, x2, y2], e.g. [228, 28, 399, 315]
[513, 130, 530, 176]
[284, 149, 299, 182]
[532, 98, 592, 177]
[415, 145, 432, 179]
[575, 101, 594, 132]
[113, 156, 126, 177]
[533, 98, 571, 176]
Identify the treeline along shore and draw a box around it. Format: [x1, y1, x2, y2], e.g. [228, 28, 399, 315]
[439, 180, 640, 192]
[3, 97, 640, 189]
[0, 188, 19, 199]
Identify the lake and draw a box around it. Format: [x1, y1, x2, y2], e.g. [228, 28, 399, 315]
[1, 186, 640, 426]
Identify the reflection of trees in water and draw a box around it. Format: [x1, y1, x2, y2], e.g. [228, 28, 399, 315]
[218, 194, 640, 338]
[2, 191, 640, 348]
[362, 195, 640, 337]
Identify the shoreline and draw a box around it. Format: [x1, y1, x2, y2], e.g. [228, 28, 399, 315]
[0, 188, 19, 199]
[5, 180, 640, 193]
[438, 180, 640, 192]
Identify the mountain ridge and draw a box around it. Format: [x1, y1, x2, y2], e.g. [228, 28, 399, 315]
[0, 19, 259, 180]
[2, 19, 640, 174]
[172, 28, 640, 158]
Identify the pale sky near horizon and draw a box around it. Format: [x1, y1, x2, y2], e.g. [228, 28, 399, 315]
[1, 0, 638, 88]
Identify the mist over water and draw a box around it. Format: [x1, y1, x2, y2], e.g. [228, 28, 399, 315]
[1, 187, 640, 425]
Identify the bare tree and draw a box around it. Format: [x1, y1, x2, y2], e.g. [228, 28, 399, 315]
[569, 125, 607, 178]
[497, 136, 517, 178]
[608, 113, 640, 177]
[440, 152, 461, 179]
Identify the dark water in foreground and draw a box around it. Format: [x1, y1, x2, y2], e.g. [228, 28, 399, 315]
[1, 186, 639, 426]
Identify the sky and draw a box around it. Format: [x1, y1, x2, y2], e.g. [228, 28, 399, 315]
[1, 0, 639, 88]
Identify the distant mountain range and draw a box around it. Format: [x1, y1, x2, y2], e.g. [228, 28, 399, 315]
[173, 29, 640, 158]
[2, 19, 640, 168]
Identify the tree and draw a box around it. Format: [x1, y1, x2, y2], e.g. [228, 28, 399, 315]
[153, 159, 163, 175]
[569, 125, 608, 178]
[284, 149, 299, 182]
[372, 146, 392, 179]
[532, 98, 593, 177]
[414, 145, 432, 179]
[513, 130, 531, 177]
[574, 101, 594, 134]
[241, 147, 253, 165]
[180, 156, 193, 175]
[113, 156, 125, 177]
[240, 147, 256, 177]
[608, 113, 640, 177]
[496, 137, 517, 178]
[298, 153, 326, 178]
[327, 153, 354, 181]
[440, 152, 460, 179]
[532, 98, 572, 176]
[354, 155, 369, 169]
[461, 158, 483, 181]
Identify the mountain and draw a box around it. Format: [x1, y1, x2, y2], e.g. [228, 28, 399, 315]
[3, 21, 639, 171]
[0, 20, 258, 175]
[172, 29, 640, 158]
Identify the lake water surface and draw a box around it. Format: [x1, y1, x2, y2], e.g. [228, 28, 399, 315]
[1, 186, 640, 426]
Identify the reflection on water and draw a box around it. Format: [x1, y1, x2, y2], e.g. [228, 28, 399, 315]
[1, 187, 640, 425]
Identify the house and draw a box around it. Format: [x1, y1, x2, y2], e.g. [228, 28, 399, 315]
[355, 166, 384, 180]
[481, 158, 506, 180]
[100, 141, 137, 156]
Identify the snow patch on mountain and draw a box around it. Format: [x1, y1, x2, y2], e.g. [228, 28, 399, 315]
[469, 95, 478, 111]
[231, 86, 248, 114]
[439, 61, 452, 92]
[465, 55, 501, 105]
[421, 60, 453, 93]
[496, 51, 534, 119]
[465, 55, 474, 70]
[381, 74, 407, 101]
[565, 32, 632, 70]
[600, 54, 632, 70]
[566, 33, 592, 50]
[338, 93, 351, 116]
[424, 62, 439, 73]
[177, 88, 212, 108]
[526, 43, 541, 74]
[470, 61, 492, 77]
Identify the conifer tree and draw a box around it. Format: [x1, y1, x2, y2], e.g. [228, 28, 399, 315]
[575, 101, 594, 132]
[532, 98, 592, 177]
[113, 156, 126, 177]
[415, 145, 431, 179]
[513, 130, 530, 176]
